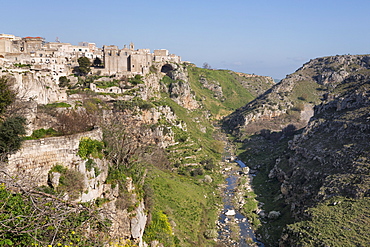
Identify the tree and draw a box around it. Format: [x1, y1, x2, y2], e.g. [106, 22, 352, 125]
[0, 178, 109, 246]
[0, 116, 26, 159]
[202, 62, 211, 69]
[75, 57, 91, 76]
[58, 76, 70, 88]
[0, 77, 16, 115]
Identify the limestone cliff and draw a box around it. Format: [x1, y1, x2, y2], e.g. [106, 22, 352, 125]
[162, 63, 199, 110]
[229, 55, 370, 246]
[278, 72, 370, 217]
[223, 55, 370, 134]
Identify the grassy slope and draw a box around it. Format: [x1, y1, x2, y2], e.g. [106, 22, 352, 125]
[284, 197, 370, 246]
[143, 66, 273, 246]
[187, 67, 255, 118]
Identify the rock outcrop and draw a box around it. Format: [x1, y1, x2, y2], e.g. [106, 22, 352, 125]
[279, 72, 370, 217]
[223, 55, 370, 134]
[162, 63, 199, 110]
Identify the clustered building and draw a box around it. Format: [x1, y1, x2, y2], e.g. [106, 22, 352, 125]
[0, 33, 181, 77]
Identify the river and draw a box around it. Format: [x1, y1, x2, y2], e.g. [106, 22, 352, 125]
[217, 158, 264, 247]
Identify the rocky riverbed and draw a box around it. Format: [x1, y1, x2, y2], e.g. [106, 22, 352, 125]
[217, 158, 264, 247]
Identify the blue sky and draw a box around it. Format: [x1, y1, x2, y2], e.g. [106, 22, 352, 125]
[2, 0, 370, 79]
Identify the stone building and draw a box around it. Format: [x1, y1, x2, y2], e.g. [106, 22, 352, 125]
[1, 33, 181, 77]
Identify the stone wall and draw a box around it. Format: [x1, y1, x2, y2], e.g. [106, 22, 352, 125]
[4, 128, 102, 187]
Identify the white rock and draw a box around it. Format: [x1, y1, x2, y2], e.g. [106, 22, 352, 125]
[225, 209, 236, 216]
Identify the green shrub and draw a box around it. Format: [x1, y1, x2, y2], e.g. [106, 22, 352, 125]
[77, 137, 104, 160]
[44, 102, 72, 108]
[29, 128, 59, 139]
[113, 98, 155, 111]
[0, 183, 107, 246]
[143, 210, 175, 247]
[0, 77, 16, 114]
[13, 63, 31, 68]
[129, 74, 144, 85]
[0, 116, 26, 156]
[172, 126, 188, 143]
[49, 165, 85, 200]
[95, 79, 120, 88]
[58, 76, 70, 87]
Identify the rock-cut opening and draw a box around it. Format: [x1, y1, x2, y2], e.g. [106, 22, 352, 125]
[161, 64, 174, 74]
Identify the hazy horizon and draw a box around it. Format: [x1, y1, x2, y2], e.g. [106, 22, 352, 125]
[2, 0, 369, 79]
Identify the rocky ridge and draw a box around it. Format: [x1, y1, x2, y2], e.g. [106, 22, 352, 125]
[278, 72, 370, 216]
[223, 55, 370, 134]
[226, 54, 370, 246]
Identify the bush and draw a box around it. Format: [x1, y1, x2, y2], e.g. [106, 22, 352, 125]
[44, 102, 72, 108]
[56, 110, 95, 135]
[49, 165, 85, 200]
[77, 137, 104, 160]
[191, 167, 204, 177]
[29, 128, 59, 139]
[113, 98, 155, 111]
[0, 77, 16, 114]
[204, 229, 218, 239]
[129, 74, 144, 85]
[0, 116, 26, 156]
[143, 210, 175, 247]
[0, 183, 108, 246]
[58, 76, 70, 88]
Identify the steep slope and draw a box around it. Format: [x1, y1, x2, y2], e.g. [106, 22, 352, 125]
[0, 61, 274, 246]
[227, 55, 370, 246]
[278, 72, 370, 246]
[223, 55, 370, 134]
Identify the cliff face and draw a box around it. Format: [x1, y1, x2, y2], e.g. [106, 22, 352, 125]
[229, 55, 370, 246]
[223, 55, 370, 134]
[279, 72, 370, 216]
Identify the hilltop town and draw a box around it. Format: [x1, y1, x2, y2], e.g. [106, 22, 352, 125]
[0, 33, 181, 77]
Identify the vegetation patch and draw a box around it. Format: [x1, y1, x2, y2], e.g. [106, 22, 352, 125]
[0, 182, 109, 246]
[114, 98, 155, 111]
[187, 67, 255, 118]
[25, 128, 59, 139]
[44, 102, 72, 108]
[143, 210, 176, 246]
[77, 137, 104, 160]
[283, 197, 370, 246]
[49, 164, 85, 200]
[144, 166, 222, 247]
[0, 116, 26, 156]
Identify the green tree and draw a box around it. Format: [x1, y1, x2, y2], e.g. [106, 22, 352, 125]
[0, 116, 26, 157]
[76, 57, 91, 76]
[58, 76, 70, 88]
[0, 77, 16, 115]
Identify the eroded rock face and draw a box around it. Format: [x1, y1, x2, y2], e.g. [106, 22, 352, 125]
[169, 80, 199, 109]
[278, 72, 370, 218]
[161, 63, 199, 110]
[3, 71, 68, 105]
[199, 76, 224, 100]
[223, 55, 370, 134]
